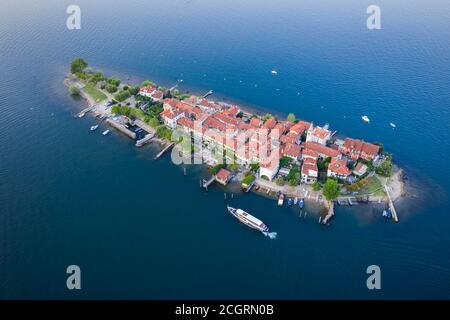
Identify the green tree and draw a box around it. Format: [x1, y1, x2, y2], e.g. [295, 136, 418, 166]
[250, 163, 260, 173]
[114, 90, 131, 102]
[71, 58, 88, 74]
[275, 177, 285, 186]
[312, 181, 321, 191]
[323, 179, 341, 201]
[89, 72, 105, 84]
[107, 78, 121, 87]
[210, 164, 225, 175]
[68, 85, 80, 95]
[105, 84, 118, 93]
[376, 157, 393, 177]
[142, 80, 154, 87]
[264, 113, 273, 120]
[146, 117, 159, 128]
[129, 86, 140, 96]
[287, 113, 296, 122]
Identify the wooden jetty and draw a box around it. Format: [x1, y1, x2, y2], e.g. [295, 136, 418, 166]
[154, 142, 175, 160]
[384, 184, 399, 223]
[75, 105, 96, 118]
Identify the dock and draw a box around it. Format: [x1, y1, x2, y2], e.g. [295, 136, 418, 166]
[201, 176, 216, 190]
[154, 142, 175, 160]
[136, 133, 154, 147]
[243, 181, 255, 193]
[105, 119, 136, 139]
[322, 201, 335, 224]
[384, 184, 399, 223]
[75, 105, 96, 118]
[202, 90, 213, 98]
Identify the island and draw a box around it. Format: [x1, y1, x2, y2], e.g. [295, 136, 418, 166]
[65, 58, 405, 224]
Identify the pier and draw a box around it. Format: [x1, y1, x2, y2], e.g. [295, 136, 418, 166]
[322, 201, 335, 224]
[105, 119, 136, 139]
[75, 105, 96, 118]
[136, 133, 154, 147]
[384, 184, 399, 223]
[201, 176, 216, 190]
[154, 142, 175, 160]
[202, 90, 213, 98]
[243, 181, 255, 193]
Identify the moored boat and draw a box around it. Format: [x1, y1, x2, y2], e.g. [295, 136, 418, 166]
[288, 198, 293, 206]
[298, 198, 305, 209]
[227, 206, 269, 233]
[278, 194, 284, 206]
[102, 129, 110, 136]
[90, 125, 99, 131]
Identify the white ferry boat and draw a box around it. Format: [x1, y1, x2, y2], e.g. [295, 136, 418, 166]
[227, 206, 269, 233]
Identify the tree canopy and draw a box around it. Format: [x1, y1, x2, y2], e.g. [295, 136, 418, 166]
[71, 58, 88, 74]
[323, 179, 340, 201]
[287, 113, 296, 122]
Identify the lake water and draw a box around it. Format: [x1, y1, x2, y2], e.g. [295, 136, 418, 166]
[0, 0, 449, 299]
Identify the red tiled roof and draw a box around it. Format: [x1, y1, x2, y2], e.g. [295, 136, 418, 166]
[361, 142, 380, 157]
[152, 91, 163, 99]
[222, 105, 240, 117]
[163, 98, 179, 109]
[282, 143, 301, 158]
[214, 112, 241, 126]
[303, 157, 317, 165]
[304, 142, 340, 158]
[216, 168, 231, 181]
[280, 134, 297, 145]
[290, 121, 311, 134]
[302, 148, 319, 159]
[262, 117, 277, 130]
[328, 159, 350, 176]
[302, 163, 318, 176]
[139, 85, 156, 94]
[204, 116, 226, 131]
[161, 109, 183, 120]
[312, 126, 330, 139]
[177, 117, 194, 130]
[249, 117, 263, 128]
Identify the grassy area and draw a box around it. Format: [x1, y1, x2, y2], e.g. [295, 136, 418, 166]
[365, 176, 385, 196]
[345, 175, 386, 197]
[83, 84, 107, 102]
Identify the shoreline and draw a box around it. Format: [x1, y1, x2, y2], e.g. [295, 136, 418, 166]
[64, 69, 407, 217]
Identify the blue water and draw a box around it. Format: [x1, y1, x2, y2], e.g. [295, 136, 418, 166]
[1, 0, 450, 299]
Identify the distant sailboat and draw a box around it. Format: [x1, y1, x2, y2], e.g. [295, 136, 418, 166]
[362, 115, 370, 123]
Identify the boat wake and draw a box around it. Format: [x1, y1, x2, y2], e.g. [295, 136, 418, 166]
[262, 231, 278, 240]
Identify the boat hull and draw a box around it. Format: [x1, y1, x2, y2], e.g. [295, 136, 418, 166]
[227, 207, 269, 233]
